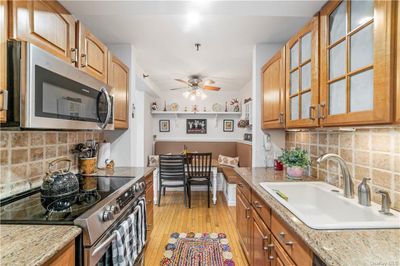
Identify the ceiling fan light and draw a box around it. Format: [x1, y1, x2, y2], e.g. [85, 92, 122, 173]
[183, 91, 190, 98]
[190, 94, 196, 101]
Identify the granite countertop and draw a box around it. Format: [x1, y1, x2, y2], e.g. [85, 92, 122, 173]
[234, 167, 400, 266]
[93, 166, 155, 178]
[0, 225, 81, 266]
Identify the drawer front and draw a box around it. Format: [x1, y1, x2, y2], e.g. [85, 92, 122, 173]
[271, 212, 312, 266]
[237, 180, 251, 202]
[252, 191, 271, 228]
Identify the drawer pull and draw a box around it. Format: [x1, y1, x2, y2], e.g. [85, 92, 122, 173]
[279, 232, 294, 247]
[238, 183, 244, 187]
[262, 236, 269, 250]
[254, 201, 262, 208]
[245, 207, 250, 218]
[267, 244, 275, 260]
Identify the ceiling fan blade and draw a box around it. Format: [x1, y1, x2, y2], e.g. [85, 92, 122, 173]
[203, 85, 221, 91]
[170, 87, 188, 90]
[174, 79, 190, 85]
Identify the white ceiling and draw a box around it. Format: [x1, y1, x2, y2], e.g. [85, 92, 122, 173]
[61, 0, 326, 91]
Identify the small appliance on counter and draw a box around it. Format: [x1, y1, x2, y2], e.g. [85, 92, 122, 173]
[97, 141, 111, 169]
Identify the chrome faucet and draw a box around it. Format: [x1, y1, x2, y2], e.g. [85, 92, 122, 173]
[376, 190, 393, 215]
[316, 153, 355, 198]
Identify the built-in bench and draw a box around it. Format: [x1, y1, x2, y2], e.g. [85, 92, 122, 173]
[153, 140, 252, 206]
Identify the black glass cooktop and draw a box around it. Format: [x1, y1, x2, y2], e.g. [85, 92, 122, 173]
[0, 175, 134, 225]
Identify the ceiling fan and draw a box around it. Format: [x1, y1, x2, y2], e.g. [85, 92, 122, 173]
[171, 75, 221, 92]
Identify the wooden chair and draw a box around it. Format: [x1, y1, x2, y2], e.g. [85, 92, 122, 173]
[185, 153, 212, 208]
[158, 154, 187, 207]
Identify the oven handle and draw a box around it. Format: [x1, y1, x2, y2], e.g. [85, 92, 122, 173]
[92, 206, 140, 257]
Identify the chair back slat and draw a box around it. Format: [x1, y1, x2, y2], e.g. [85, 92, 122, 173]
[185, 153, 212, 180]
[159, 154, 185, 181]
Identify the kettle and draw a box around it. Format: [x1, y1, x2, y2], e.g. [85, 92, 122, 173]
[40, 158, 79, 211]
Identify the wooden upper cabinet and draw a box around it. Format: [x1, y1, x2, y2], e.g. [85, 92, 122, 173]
[286, 16, 319, 128]
[0, 0, 7, 123]
[262, 47, 286, 129]
[77, 22, 108, 83]
[108, 53, 129, 129]
[396, 0, 400, 124]
[9, 0, 77, 65]
[320, 0, 395, 126]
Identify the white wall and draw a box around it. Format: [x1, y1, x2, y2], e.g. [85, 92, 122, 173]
[251, 44, 286, 167]
[152, 87, 251, 141]
[104, 44, 157, 167]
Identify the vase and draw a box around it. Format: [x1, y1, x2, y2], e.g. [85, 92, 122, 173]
[286, 166, 304, 180]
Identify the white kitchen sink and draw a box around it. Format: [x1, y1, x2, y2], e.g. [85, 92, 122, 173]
[259, 182, 400, 230]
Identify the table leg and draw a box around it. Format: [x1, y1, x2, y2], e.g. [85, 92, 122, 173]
[212, 168, 217, 205]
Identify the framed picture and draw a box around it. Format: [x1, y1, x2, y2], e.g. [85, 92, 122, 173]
[159, 120, 170, 132]
[186, 119, 207, 134]
[223, 119, 234, 132]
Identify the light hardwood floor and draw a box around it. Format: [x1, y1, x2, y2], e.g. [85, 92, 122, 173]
[144, 191, 249, 266]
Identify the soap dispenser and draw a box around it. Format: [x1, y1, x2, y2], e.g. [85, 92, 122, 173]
[358, 177, 371, 206]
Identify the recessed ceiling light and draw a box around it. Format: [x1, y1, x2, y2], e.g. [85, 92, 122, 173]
[186, 11, 201, 26]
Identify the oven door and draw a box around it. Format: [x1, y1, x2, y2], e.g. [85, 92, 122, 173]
[10, 41, 114, 130]
[84, 202, 145, 266]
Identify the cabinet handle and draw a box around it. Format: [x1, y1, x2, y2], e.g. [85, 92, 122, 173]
[262, 236, 269, 250]
[318, 103, 326, 120]
[0, 90, 8, 111]
[309, 105, 316, 120]
[71, 48, 78, 63]
[279, 232, 294, 247]
[245, 207, 250, 218]
[254, 201, 262, 209]
[238, 183, 244, 187]
[279, 112, 284, 124]
[81, 53, 88, 67]
[267, 244, 275, 260]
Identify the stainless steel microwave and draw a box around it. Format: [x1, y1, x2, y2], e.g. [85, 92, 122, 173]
[2, 40, 114, 130]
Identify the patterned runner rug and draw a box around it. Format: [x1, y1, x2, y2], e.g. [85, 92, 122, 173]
[160, 232, 235, 266]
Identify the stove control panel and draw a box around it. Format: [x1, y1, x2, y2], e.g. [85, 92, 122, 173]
[116, 181, 146, 210]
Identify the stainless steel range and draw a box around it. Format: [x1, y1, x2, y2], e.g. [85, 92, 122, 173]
[0, 175, 147, 266]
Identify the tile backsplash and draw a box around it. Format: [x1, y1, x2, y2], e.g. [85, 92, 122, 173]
[286, 127, 400, 211]
[0, 131, 103, 199]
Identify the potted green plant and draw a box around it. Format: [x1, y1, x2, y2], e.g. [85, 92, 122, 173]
[278, 148, 311, 179]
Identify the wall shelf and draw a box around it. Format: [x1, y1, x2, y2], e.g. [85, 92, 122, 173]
[151, 111, 242, 128]
[151, 111, 242, 116]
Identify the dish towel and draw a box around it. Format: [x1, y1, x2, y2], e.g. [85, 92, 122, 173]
[137, 198, 147, 253]
[112, 206, 139, 266]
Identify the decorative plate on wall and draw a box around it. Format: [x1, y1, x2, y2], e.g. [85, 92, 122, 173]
[170, 103, 179, 111]
[212, 103, 223, 112]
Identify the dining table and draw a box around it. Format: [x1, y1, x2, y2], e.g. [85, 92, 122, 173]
[152, 158, 220, 205]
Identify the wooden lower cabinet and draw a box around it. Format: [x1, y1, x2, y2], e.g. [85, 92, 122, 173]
[236, 178, 313, 266]
[252, 209, 271, 266]
[45, 240, 75, 266]
[236, 189, 252, 263]
[145, 172, 154, 238]
[270, 236, 295, 266]
[396, 0, 400, 124]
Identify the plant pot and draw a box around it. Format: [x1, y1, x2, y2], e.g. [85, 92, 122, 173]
[286, 166, 304, 180]
[79, 157, 97, 175]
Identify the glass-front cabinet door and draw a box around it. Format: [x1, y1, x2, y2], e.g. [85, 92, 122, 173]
[285, 16, 319, 128]
[320, 0, 395, 126]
